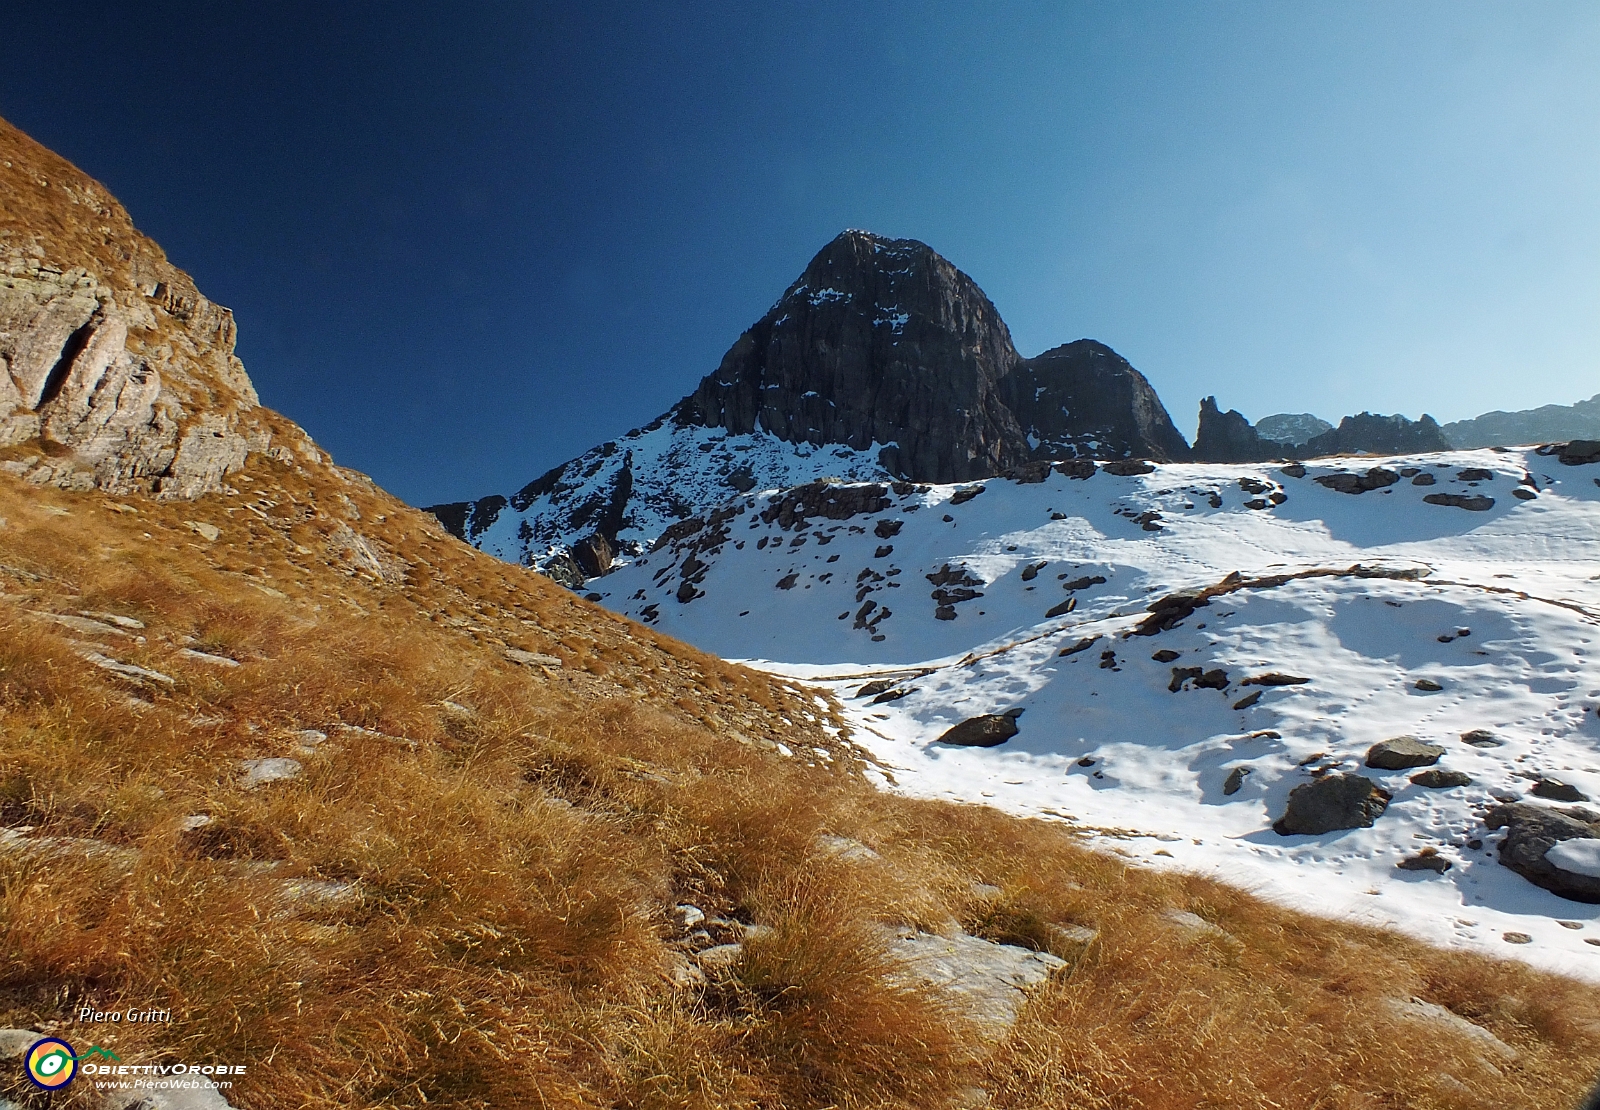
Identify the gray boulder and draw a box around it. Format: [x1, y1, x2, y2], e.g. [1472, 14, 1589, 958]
[1274, 774, 1392, 835]
[1366, 736, 1446, 770]
[1484, 803, 1600, 903]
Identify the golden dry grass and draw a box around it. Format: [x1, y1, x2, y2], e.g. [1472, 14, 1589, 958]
[0, 446, 1597, 1110]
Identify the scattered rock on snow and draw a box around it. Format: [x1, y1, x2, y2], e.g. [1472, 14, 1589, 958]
[1222, 766, 1252, 795]
[1241, 672, 1309, 687]
[1101, 460, 1155, 476]
[1531, 778, 1590, 803]
[1461, 729, 1504, 747]
[1315, 467, 1399, 494]
[1397, 848, 1452, 872]
[1485, 802, 1600, 903]
[1411, 769, 1473, 788]
[936, 712, 1023, 748]
[1423, 493, 1495, 511]
[1273, 774, 1392, 835]
[1413, 678, 1444, 692]
[1366, 736, 1446, 770]
[1232, 690, 1262, 710]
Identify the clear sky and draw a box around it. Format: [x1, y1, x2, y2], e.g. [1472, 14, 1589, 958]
[3, 2, 1596, 506]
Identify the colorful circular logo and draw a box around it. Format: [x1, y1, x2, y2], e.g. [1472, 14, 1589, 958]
[26, 1037, 77, 1089]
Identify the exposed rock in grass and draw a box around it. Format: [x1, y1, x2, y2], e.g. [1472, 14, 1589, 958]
[78, 649, 175, 687]
[238, 757, 303, 790]
[1274, 774, 1392, 835]
[1366, 736, 1446, 770]
[504, 648, 562, 667]
[1384, 996, 1517, 1061]
[882, 926, 1068, 1038]
[1162, 909, 1241, 948]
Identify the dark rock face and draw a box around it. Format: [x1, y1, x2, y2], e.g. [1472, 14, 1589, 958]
[1485, 803, 1600, 903]
[936, 712, 1022, 748]
[1366, 736, 1446, 770]
[1193, 397, 1281, 463]
[1001, 340, 1191, 463]
[1273, 774, 1392, 835]
[678, 231, 1189, 482]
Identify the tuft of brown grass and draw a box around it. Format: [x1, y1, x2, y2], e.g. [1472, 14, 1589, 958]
[0, 453, 1597, 1110]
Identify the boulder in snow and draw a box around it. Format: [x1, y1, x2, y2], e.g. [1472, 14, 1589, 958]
[936, 711, 1023, 748]
[1273, 774, 1392, 836]
[1365, 736, 1446, 770]
[1484, 803, 1600, 903]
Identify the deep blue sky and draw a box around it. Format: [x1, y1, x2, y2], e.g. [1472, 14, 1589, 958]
[3, 3, 1596, 505]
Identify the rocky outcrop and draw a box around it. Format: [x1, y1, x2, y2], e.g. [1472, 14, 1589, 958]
[1485, 803, 1600, 903]
[1192, 397, 1279, 463]
[678, 231, 1190, 482]
[0, 116, 310, 498]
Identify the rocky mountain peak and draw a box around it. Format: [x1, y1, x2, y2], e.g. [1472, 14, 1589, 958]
[677, 229, 1190, 483]
[679, 230, 1027, 483]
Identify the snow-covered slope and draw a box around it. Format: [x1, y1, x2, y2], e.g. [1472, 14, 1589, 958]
[466, 418, 894, 569]
[592, 448, 1600, 979]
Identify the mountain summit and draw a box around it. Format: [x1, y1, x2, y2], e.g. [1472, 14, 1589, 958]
[678, 230, 1188, 482]
[430, 231, 1189, 573]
